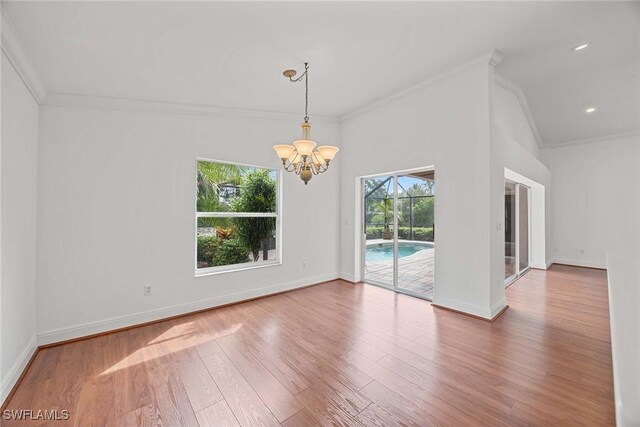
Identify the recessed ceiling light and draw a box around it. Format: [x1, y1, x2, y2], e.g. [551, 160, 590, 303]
[571, 43, 590, 52]
[585, 107, 596, 114]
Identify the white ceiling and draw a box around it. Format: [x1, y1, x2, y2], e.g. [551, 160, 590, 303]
[3, 1, 639, 145]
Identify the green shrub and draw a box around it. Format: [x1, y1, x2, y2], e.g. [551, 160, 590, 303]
[365, 226, 433, 241]
[214, 238, 251, 266]
[365, 226, 381, 239]
[197, 235, 221, 266]
[232, 169, 277, 261]
[411, 227, 434, 241]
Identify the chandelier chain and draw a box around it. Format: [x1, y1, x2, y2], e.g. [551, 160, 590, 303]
[304, 62, 309, 123]
[287, 63, 310, 122]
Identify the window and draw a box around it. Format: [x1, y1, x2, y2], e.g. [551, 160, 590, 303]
[195, 158, 280, 275]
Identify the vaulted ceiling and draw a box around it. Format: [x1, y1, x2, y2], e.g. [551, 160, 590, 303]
[3, 1, 639, 146]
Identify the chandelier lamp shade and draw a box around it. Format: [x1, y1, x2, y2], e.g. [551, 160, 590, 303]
[273, 62, 339, 185]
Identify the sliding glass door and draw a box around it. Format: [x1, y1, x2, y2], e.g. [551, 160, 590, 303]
[396, 172, 435, 297]
[518, 185, 530, 274]
[505, 181, 530, 285]
[363, 175, 395, 287]
[363, 169, 435, 300]
[505, 182, 517, 281]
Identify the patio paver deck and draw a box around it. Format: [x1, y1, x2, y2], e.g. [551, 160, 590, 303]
[364, 243, 434, 299]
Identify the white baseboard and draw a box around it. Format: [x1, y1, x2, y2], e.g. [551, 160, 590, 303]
[339, 272, 357, 283]
[548, 258, 606, 270]
[490, 298, 508, 318]
[37, 273, 338, 346]
[432, 296, 495, 319]
[530, 262, 548, 270]
[1, 335, 37, 406]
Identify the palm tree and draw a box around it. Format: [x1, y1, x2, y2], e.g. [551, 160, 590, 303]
[196, 161, 246, 212]
[375, 198, 394, 239]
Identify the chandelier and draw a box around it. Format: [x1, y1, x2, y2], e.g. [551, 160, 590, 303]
[273, 63, 339, 185]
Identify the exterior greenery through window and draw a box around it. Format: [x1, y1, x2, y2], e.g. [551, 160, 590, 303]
[196, 159, 279, 273]
[364, 176, 434, 241]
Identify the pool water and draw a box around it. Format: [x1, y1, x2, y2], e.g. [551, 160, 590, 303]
[366, 243, 432, 262]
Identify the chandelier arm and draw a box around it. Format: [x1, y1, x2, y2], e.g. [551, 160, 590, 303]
[282, 160, 297, 173]
[314, 162, 329, 174]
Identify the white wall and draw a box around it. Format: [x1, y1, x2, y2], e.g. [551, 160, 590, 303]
[490, 81, 551, 308]
[493, 83, 540, 159]
[544, 134, 640, 268]
[36, 105, 341, 343]
[607, 247, 640, 427]
[340, 60, 501, 318]
[1, 52, 39, 402]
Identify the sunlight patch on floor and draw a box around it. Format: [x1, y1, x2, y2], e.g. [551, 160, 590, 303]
[99, 322, 244, 375]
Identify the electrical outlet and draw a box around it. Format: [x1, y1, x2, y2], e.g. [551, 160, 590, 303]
[302, 262, 308, 270]
[580, 249, 584, 255]
[144, 285, 152, 296]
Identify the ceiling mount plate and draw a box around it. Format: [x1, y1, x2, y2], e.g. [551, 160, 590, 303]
[283, 69, 297, 78]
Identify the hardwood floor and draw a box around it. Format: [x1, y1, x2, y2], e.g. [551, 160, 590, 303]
[3, 265, 615, 426]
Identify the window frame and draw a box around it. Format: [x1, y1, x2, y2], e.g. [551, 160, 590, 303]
[194, 157, 282, 277]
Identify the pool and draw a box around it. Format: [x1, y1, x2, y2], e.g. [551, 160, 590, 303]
[366, 242, 433, 262]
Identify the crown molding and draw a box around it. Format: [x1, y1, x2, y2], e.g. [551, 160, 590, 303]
[2, 4, 337, 123]
[341, 49, 504, 122]
[1, 7, 46, 102]
[494, 73, 543, 148]
[545, 131, 639, 149]
[41, 92, 340, 122]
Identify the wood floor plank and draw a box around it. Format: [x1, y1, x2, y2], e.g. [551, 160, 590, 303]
[358, 380, 438, 426]
[258, 318, 374, 391]
[197, 340, 280, 427]
[293, 385, 364, 427]
[281, 408, 319, 427]
[73, 375, 118, 427]
[296, 380, 371, 418]
[356, 401, 417, 427]
[217, 334, 303, 422]
[230, 327, 312, 394]
[119, 405, 158, 427]
[343, 349, 473, 425]
[195, 400, 241, 427]
[145, 361, 199, 426]
[21, 345, 63, 386]
[114, 362, 153, 418]
[172, 347, 223, 412]
[2, 266, 615, 426]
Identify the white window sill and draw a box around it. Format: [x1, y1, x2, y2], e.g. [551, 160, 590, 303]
[195, 259, 282, 277]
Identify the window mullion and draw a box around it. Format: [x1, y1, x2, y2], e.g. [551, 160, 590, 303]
[196, 212, 278, 218]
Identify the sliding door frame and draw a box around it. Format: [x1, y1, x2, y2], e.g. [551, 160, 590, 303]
[359, 175, 393, 289]
[505, 180, 531, 287]
[517, 184, 531, 276]
[360, 166, 435, 301]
